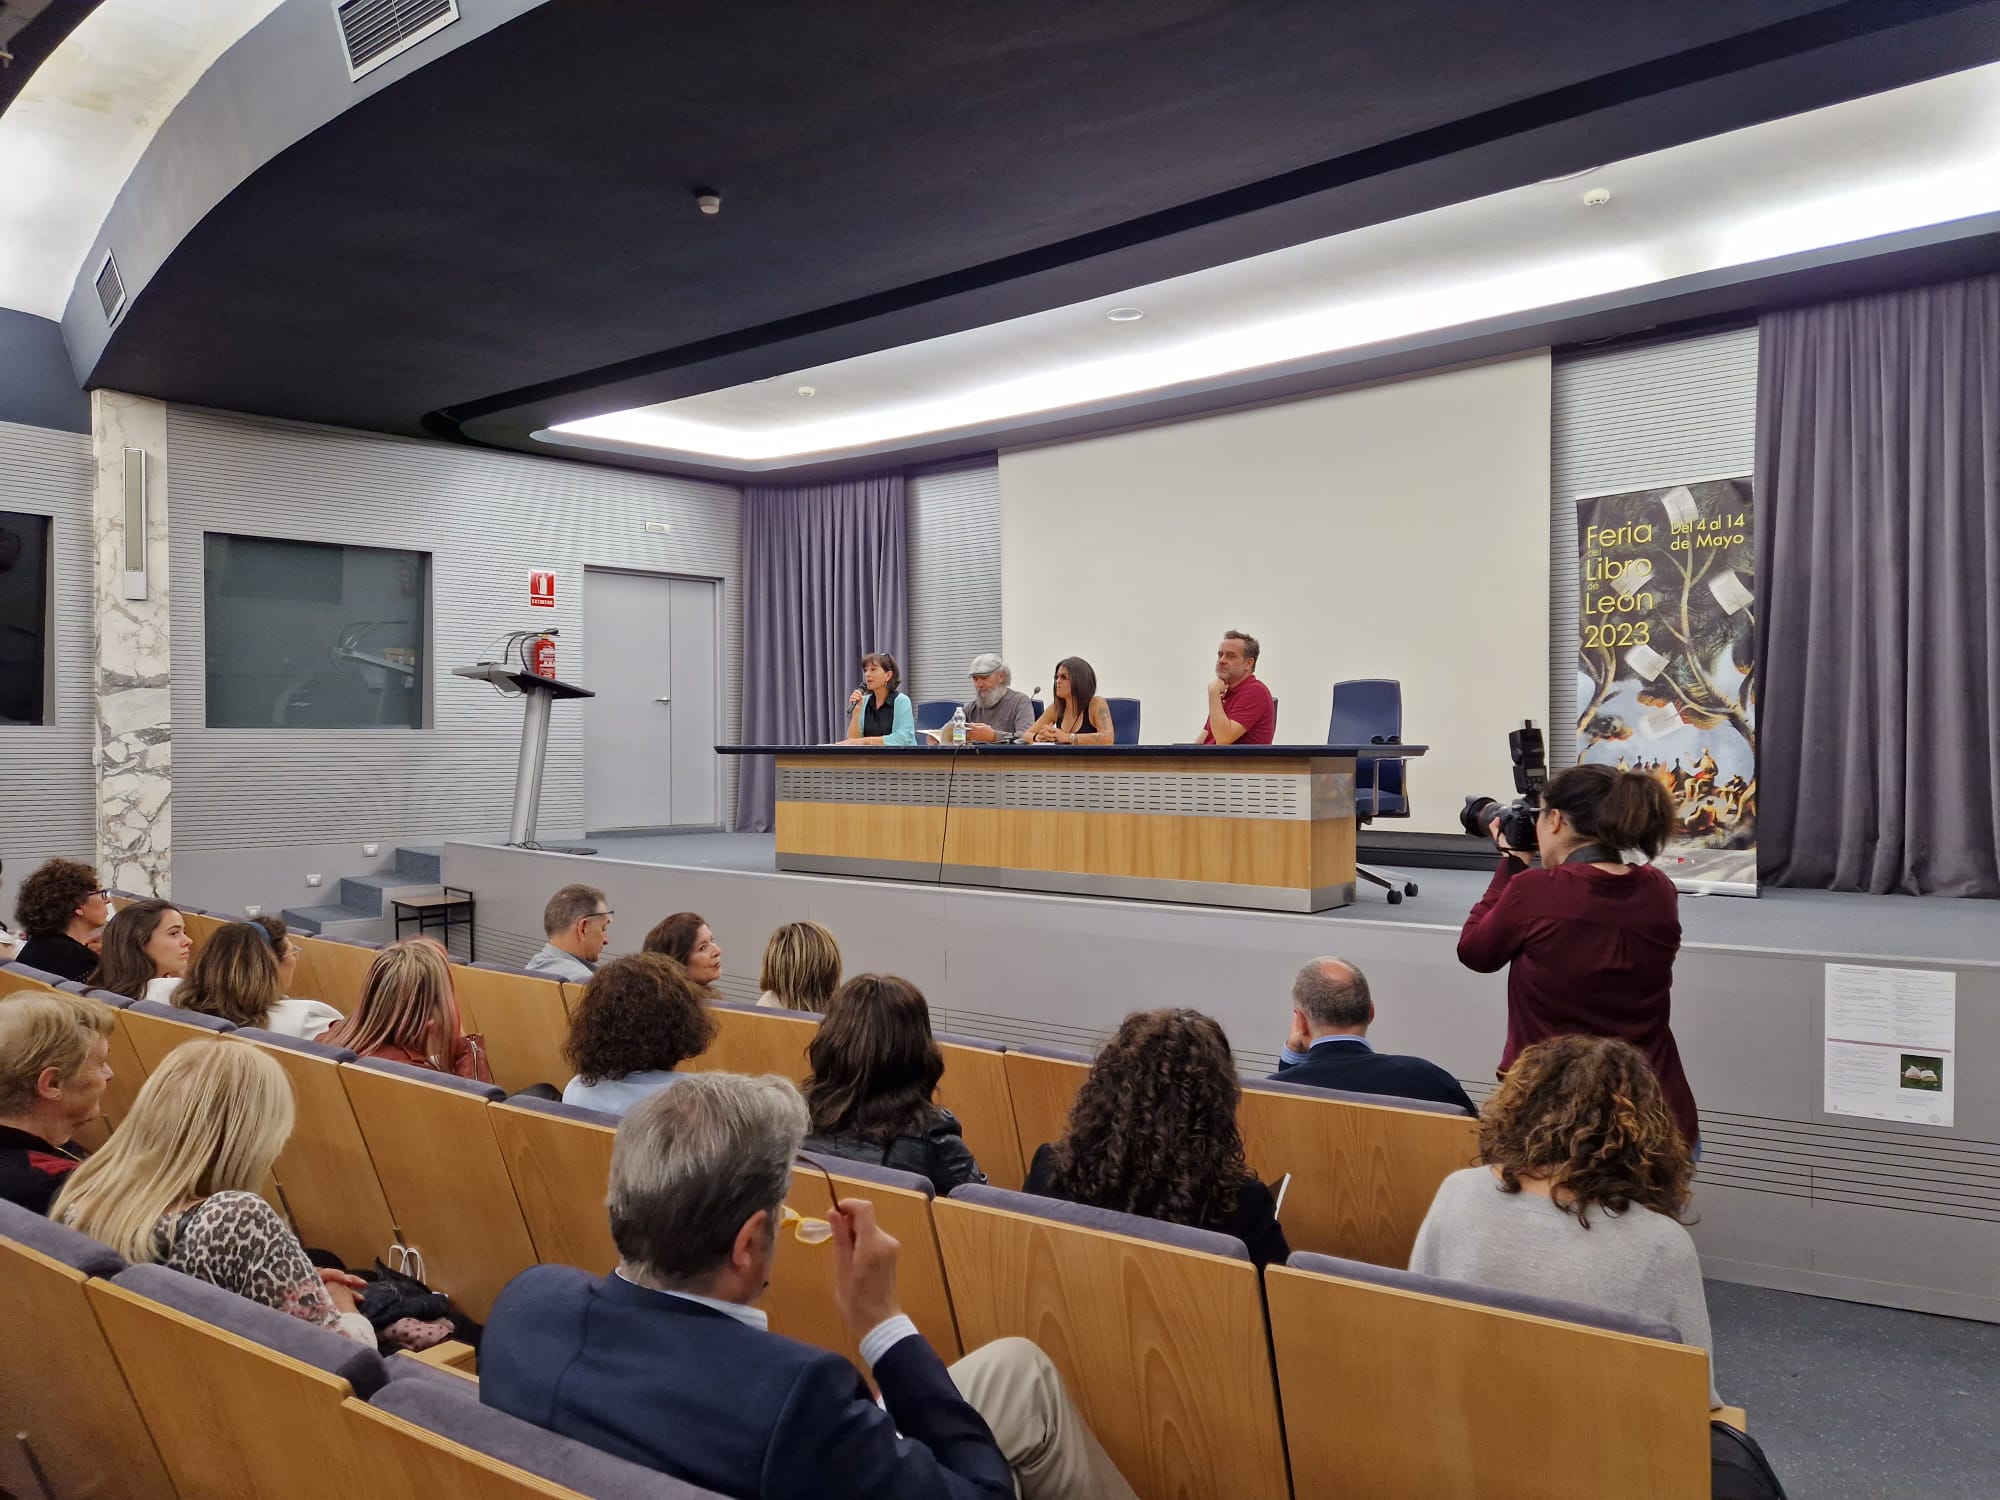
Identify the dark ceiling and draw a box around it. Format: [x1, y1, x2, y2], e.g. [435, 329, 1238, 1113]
[81, 0, 2000, 467]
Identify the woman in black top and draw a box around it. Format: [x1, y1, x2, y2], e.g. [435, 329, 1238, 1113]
[1025, 657, 1114, 745]
[12, 858, 110, 983]
[801, 974, 984, 1194]
[1024, 1008, 1289, 1267]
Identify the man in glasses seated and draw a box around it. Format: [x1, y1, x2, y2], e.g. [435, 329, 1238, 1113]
[480, 1071, 1135, 1500]
[523, 882, 613, 982]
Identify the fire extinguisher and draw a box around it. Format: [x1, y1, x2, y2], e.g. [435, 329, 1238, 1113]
[528, 633, 557, 680]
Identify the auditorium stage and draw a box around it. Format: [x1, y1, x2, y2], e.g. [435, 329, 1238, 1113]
[444, 831, 2000, 1325]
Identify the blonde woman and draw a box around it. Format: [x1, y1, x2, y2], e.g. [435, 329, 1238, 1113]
[175, 923, 342, 1040]
[756, 920, 842, 1012]
[316, 938, 491, 1082]
[52, 1040, 374, 1345]
[0, 992, 115, 1214]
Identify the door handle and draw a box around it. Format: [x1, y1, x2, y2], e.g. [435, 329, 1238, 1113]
[654, 696, 672, 703]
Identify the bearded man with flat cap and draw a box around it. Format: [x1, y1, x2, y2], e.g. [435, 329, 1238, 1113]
[958, 654, 1036, 743]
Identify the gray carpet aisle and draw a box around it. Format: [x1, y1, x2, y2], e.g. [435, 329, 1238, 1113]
[1706, 1281, 2000, 1499]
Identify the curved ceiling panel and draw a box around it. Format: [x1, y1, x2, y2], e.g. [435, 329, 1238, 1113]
[67, 0, 2000, 475]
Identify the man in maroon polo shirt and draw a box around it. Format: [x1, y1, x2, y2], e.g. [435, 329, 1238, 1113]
[1199, 630, 1277, 745]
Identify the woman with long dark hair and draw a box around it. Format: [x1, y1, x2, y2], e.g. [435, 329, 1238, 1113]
[1025, 657, 1113, 745]
[1457, 763, 1698, 1152]
[841, 651, 916, 746]
[801, 974, 984, 1194]
[87, 899, 193, 1003]
[1024, 1008, 1288, 1266]
[1409, 1033, 1720, 1408]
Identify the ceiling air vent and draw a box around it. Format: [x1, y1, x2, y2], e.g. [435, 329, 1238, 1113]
[334, 0, 458, 81]
[94, 249, 126, 324]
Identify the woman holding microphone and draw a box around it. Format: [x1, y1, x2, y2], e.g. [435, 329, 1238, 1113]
[841, 651, 915, 746]
[1457, 764, 1699, 1154]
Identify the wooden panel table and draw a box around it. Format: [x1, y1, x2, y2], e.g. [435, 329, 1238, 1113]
[721, 743, 1424, 913]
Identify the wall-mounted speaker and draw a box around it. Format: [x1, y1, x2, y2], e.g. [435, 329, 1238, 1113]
[122, 447, 148, 601]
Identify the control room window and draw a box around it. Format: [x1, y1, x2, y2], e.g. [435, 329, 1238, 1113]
[0, 510, 51, 726]
[204, 534, 429, 729]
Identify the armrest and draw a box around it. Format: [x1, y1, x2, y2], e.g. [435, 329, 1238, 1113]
[1714, 1405, 1748, 1433]
[407, 1340, 478, 1379]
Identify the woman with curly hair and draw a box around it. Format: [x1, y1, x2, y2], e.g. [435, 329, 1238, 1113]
[1023, 1008, 1288, 1267]
[802, 974, 985, 1194]
[12, 858, 111, 983]
[560, 953, 718, 1116]
[1408, 1033, 1719, 1407]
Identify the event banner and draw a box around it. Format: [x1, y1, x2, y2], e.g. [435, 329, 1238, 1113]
[1575, 476, 1757, 894]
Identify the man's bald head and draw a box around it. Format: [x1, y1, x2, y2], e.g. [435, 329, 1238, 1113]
[1291, 957, 1373, 1033]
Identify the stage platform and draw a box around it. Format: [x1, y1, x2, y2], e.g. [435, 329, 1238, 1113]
[445, 830, 1999, 1324]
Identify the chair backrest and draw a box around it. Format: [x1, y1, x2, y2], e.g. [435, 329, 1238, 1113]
[1000, 1044, 1091, 1164]
[292, 934, 379, 1011]
[773, 1151, 961, 1369]
[683, 1000, 816, 1084]
[934, 1185, 1288, 1500]
[914, 698, 959, 732]
[1265, 1253, 1713, 1499]
[487, 1095, 620, 1275]
[1106, 696, 1141, 744]
[339, 1057, 536, 1322]
[454, 962, 573, 1095]
[179, 908, 228, 954]
[117, 997, 236, 1073]
[235, 1028, 399, 1272]
[0, 961, 66, 996]
[1237, 1080, 1480, 1266]
[352, 1377, 729, 1498]
[934, 1032, 1026, 1190]
[1328, 678, 1409, 817]
[0, 1205, 175, 1500]
[88, 1262, 389, 1499]
[83, 987, 151, 1128]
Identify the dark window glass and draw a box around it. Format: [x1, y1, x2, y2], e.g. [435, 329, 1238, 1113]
[203, 534, 429, 729]
[0, 510, 51, 726]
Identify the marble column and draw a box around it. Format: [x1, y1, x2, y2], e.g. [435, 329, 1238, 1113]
[90, 391, 172, 896]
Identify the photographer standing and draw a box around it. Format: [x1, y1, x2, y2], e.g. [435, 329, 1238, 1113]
[1457, 765, 1699, 1154]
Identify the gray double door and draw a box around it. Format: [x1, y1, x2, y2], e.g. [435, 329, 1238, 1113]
[582, 569, 720, 832]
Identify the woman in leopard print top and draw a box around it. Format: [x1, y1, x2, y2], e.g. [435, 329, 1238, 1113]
[54, 1040, 375, 1346]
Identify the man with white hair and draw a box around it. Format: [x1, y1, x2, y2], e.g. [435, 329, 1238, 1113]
[958, 653, 1036, 743]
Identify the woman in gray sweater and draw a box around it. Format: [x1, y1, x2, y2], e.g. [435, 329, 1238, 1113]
[1409, 1033, 1721, 1408]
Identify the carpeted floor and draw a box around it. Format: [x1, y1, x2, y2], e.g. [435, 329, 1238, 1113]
[1707, 1280, 2000, 1499]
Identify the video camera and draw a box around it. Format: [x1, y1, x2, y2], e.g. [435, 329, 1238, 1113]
[1460, 720, 1548, 852]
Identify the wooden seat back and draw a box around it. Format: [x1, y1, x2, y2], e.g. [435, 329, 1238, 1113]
[0, 1235, 173, 1500]
[772, 1156, 962, 1369]
[451, 965, 572, 1094]
[336, 1396, 593, 1499]
[1000, 1048, 1089, 1164]
[294, 935, 379, 1012]
[933, 1194, 1288, 1500]
[0, 966, 60, 997]
[117, 1001, 234, 1073]
[236, 1032, 398, 1272]
[179, 908, 227, 954]
[1238, 1084, 1480, 1265]
[684, 1002, 816, 1083]
[935, 1038, 1025, 1189]
[86, 1278, 381, 1499]
[339, 1063, 537, 1322]
[1265, 1259, 1713, 1499]
[488, 1100, 619, 1275]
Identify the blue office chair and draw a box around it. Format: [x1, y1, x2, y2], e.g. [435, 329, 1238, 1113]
[1107, 698, 1142, 745]
[1328, 678, 1419, 904]
[914, 699, 959, 733]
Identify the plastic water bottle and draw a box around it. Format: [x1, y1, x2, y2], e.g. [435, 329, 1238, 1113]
[950, 706, 967, 744]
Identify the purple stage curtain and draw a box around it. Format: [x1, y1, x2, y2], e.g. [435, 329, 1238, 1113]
[734, 474, 907, 832]
[1755, 273, 2000, 896]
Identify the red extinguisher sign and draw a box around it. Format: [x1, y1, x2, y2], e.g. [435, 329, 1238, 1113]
[529, 571, 556, 608]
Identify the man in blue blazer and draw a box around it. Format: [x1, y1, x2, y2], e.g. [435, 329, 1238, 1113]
[481, 1072, 1134, 1500]
[1271, 958, 1479, 1116]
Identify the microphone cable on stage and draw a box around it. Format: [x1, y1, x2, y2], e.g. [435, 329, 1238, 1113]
[935, 740, 963, 885]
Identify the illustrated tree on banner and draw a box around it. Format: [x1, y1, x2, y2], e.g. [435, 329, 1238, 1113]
[1575, 476, 1757, 891]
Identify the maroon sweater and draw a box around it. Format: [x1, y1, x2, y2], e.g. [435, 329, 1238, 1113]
[1458, 858, 1699, 1148]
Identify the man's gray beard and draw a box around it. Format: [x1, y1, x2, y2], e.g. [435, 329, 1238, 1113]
[976, 684, 1008, 709]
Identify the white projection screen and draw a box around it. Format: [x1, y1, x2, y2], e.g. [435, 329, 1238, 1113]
[999, 352, 1552, 835]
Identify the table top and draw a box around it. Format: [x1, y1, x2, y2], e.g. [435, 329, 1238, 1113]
[716, 743, 1426, 758]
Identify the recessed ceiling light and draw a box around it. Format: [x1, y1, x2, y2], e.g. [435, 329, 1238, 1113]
[1107, 307, 1144, 322]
